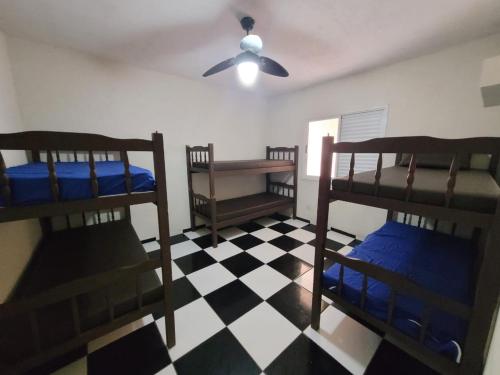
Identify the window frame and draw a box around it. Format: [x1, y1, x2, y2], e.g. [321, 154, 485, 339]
[303, 106, 389, 181]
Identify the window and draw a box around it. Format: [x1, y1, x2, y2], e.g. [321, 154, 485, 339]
[306, 118, 339, 177]
[306, 108, 387, 178]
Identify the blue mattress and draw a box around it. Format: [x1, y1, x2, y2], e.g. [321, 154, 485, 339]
[323, 221, 474, 362]
[0, 161, 155, 207]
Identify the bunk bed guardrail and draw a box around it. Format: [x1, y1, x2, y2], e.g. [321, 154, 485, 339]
[312, 135, 500, 375]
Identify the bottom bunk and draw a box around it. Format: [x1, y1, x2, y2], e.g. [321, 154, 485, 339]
[322, 221, 474, 365]
[0, 220, 165, 372]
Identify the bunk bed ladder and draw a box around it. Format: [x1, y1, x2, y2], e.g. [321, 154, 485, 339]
[0, 151, 12, 207]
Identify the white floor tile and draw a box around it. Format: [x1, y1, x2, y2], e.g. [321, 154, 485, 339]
[283, 218, 309, 228]
[326, 231, 355, 245]
[143, 240, 160, 253]
[218, 227, 246, 240]
[51, 357, 87, 375]
[303, 306, 382, 375]
[155, 364, 177, 374]
[287, 229, 316, 244]
[240, 265, 291, 300]
[88, 315, 154, 353]
[294, 268, 315, 292]
[155, 262, 183, 282]
[246, 243, 287, 264]
[157, 298, 225, 361]
[184, 227, 210, 239]
[251, 227, 282, 242]
[187, 263, 237, 295]
[171, 241, 202, 260]
[338, 246, 353, 256]
[289, 244, 315, 265]
[229, 302, 300, 370]
[255, 217, 280, 227]
[204, 241, 243, 261]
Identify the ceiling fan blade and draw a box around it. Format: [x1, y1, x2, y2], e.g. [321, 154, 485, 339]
[259, 56, 289, 77]
[202, 58, 236, 77]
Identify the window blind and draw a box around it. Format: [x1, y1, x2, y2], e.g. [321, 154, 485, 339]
[336, 108, 387, 177]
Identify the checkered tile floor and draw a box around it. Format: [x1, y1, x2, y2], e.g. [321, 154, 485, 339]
[45, 214, 438, 375]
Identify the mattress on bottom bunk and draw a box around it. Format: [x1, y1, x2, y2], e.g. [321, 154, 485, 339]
[0, 161, 155, 207]
[323, 221, 474, 362]
[331, 166, 500, 214]
[216, 192, 293, 221]
[0, 220, 163, 367]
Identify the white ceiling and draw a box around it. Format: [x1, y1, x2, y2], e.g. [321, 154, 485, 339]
[0, 0, 499, 95]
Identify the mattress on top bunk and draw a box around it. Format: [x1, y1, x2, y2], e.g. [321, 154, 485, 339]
[0, 161, 155, 207]
[323, 221, 474, 362]
[331, 166, 500, 213]
[192, 159, 294, 171]
[0, 220, 163, 366]
[216, 192, 293, 221]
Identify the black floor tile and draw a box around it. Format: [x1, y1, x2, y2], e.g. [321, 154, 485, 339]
[230, 234, 264, 250]
[269, 235, 303, 251]
[268, 253, 312, 280]
[175, 328, 260, 375]
[269, 213, 291, 221]
[265, 334, 350, 375]
[302, 224, 317, 233]
[269, 222, 297, 234]
[147, 249, 160, 260]
[267, 283, 327, 330]
[308, 238, 345, 251]
[88, 323, 170, 375]
[172, 276, 202, 311]
[170, 233, 190, 245]
[238, 221, 265, 233]
[365, 340, 439, 375]
[205, 280, 263, 325]
[348, 239, 363, 247]
[192, 234, 226, 249]
[174, 250, 216, 275]
[27, 346, 87, 375]
[221, 252, 264, 277]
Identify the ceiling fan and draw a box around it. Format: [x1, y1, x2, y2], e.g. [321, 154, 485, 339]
[202, 16, 289, 86]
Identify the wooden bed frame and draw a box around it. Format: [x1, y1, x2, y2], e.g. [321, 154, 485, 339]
[186, 143, 299, 247]
[0, 131, 175, 374]
[311, 136, 500, 375]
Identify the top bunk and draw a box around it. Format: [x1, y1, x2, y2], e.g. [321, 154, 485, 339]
[320, 136, 500, 228]
[0, 131, 167, 223]
[186, 143, 298, 176]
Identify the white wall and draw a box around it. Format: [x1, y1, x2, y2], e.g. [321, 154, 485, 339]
[267, 32, 500, 239]
[6, 36, 269, 238]
[0, 30, 41, 302]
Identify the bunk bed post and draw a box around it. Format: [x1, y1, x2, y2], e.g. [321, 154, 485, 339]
[460, 197, 500, 375]
[293, 145, 299, 218]
[208, 143, 218, 247]
[311, 136, 334, 330]
[185, 146, 195, 230]
[152, 132, 176, 348]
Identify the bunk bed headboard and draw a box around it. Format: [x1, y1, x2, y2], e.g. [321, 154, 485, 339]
[0, 131, 164, 232]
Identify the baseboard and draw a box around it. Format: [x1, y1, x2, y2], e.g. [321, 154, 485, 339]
[182, 224, 207, 233]
[330, 227, 356, 239]
[140, 237, 157, 244]
[295, 216, 311, 224]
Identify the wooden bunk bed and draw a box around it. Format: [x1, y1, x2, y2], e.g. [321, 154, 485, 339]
[0, 131, 175, 374]
[311, 136, 500, 375]
[186, 143, 298, 247]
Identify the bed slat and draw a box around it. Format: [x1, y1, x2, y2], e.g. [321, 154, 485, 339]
[106, 286, 114, 321]
[120, 151, 132, 194]
[47, 150, 60, 201]
[405, 153, 417, 201]
[0, 151, 12, 206]
[373, 153, 383, 196]
[136, 275, 143, 309]
[361, 274, 368, 310]
[348, 153, 355, 192]
[71, 296, 81, 336]
[338, 264, 344, 296]
[445, 154, 459, 208]
[89, 151, 99, 197]
[29, 311, 42, 353]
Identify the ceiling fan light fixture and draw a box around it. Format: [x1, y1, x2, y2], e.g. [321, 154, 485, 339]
[237, 61, 259, 86]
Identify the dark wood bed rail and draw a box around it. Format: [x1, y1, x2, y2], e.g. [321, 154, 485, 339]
[269, 181, 295, 199]
[267, 146, 298, 161]
[192, 193, 212, 218]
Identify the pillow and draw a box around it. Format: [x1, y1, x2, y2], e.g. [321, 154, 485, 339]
[399, 153, 470, 169]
